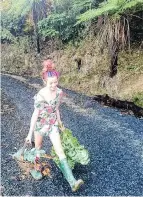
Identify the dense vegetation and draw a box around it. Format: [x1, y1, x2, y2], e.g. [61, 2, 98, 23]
[1, 0, 143, 77]
[1, 0, 143, 107]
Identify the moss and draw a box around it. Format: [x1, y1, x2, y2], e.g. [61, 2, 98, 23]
[132, 92, 143, 108]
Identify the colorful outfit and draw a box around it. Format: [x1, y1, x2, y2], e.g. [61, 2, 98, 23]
[13, 86, 84, 191]
[34, 87, 63, 136]
[33, 87, 84, 190]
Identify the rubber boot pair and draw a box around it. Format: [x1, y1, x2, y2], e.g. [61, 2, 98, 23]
[59, 158, 84, 192]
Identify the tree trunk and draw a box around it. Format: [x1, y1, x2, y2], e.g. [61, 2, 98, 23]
[33, 24, 40, 53]
[36, 34, 40, 54]
[109, 39, 119, 78]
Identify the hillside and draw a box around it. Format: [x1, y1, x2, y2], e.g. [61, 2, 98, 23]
[2, 37, 143, 107]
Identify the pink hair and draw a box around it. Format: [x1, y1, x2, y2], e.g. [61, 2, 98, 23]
[41, 59, 60, 81]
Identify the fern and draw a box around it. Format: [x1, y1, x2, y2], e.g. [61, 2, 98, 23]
[72, 0, 92, 12]
[77, 0, 120, 23]
[1, 28, 16, 42]
[77, 0, 143, 24]
[2, 0, 142, 44]
[120, 0, 143, 13]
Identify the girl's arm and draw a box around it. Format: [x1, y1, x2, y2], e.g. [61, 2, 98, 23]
[56, 109, 62, 126]
[56, 108, 65, 131]
[27, 108, 39, 138]
[56, 89, 66, 131]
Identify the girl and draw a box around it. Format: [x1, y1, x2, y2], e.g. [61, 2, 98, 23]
[25, 59, 84, 192]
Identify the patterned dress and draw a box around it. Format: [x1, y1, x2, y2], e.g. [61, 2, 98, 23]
[34, 88, 63, 136]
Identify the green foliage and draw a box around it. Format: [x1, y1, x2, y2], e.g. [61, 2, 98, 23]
[1, 0, 143, 44]
[121, 0, 143, 13]
[1, 28, 16, 42]
[132, 92, 143, 107]
[71, 0, 93, 13]
[38, 0, 93, 41]
[1, 0, 46, 42]
[52, 0, 92, 13]
[8, 0, 33, 18]
[51, 128, 90, 169]
[38, 12, 76, 41]
[77, 0, 143, 23]
[39, 27, 59, 38]
[76, 0, 143, 78]
[1, 0, 30, 41]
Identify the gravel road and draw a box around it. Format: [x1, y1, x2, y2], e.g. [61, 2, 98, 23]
[1, 74, 143, 196]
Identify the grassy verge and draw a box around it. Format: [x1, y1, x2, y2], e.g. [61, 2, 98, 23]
[2, 39, 143, 107]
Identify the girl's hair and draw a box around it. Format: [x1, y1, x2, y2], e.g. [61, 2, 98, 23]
[41, 59, 60, 82]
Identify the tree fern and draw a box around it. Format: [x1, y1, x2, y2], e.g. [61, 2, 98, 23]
[76, 0, 143, 77]
[76, 0, 120, 23]
[120, 0, 143, 13]
[77, 0, 143, 23]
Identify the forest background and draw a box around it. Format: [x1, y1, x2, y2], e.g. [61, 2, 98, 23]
[1, 0, 143, 107]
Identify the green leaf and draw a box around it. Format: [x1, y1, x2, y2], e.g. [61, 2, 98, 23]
[50, 128, 90, 169]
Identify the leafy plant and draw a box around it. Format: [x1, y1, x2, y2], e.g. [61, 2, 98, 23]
[132, 92, 143, 107]
[1, 28, 16, 42]
[38, 0, 93, 42]
[51, 128, 90, 169]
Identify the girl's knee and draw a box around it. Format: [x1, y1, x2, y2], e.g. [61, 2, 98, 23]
[55, 149, 66, 159]
[35, 139, 42, 149]
[34, 132, 43, 149]
[35, 144, 42, 149]
[56, 149, 64, 155]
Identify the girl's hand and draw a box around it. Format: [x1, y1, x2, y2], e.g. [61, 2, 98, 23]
[25, 134, 32, 144]
[59, 122, 65, 132]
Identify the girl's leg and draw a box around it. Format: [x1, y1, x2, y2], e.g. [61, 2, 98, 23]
[30, 132, 43, 180]
[49, 128, 66, 160]
[34, 132, 43, 149]
[49, 127, 84, 192]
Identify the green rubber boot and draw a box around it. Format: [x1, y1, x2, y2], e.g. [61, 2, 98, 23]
[59, 158, 84, 192]
[30, 169, 43, 180]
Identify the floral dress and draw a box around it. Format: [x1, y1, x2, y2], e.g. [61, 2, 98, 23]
[34, 88, 63, 137]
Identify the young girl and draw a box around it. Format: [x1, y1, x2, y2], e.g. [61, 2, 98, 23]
[25, 59, 84, 192]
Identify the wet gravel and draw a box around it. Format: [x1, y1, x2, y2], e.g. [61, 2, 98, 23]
[1, 74, 143, 196]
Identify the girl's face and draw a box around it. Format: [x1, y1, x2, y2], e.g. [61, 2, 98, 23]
[46, 76, 58, 91]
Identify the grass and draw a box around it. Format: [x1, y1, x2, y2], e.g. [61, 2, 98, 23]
[132, 92, 143, 108]
[2, 38, 143, 107]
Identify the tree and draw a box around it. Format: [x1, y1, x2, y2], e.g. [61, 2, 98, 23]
[1, 0, 50, 52]
[38, 0, 93, 43]
[77, 0, 143, 77]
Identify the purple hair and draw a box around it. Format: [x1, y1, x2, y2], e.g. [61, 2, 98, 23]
[47, 70, 60, 78]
